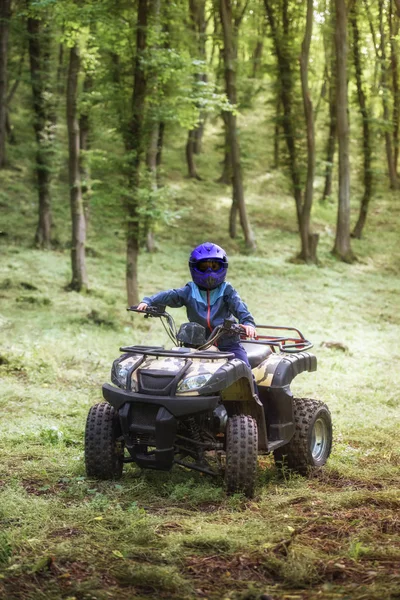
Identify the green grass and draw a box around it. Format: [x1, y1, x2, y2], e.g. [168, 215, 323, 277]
[0, 102, 399, 599]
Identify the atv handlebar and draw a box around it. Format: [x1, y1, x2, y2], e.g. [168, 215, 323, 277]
[128, 305, 168, 318]
[128, 307, 313, 352]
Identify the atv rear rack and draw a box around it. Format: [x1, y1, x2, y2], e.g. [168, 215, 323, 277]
[252, 325, 313, 353]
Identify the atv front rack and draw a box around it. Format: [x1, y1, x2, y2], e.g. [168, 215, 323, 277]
[253, 325, 313, 353]
[119, 345, 235, 360]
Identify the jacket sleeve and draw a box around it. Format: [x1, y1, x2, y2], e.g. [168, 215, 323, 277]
[225, 284, 256, 327]
[141, 285, 189, 309]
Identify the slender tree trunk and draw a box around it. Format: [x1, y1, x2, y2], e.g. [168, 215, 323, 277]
[186, 0, 207, 177]
[145, 122, 159, 252]
[264, 0, 302, 227]
[252, 39, 264, 79]
[219, 0, 255, 249]
[299, 0, 318, 263]
[124, 0, 149, 306]
[0, 0, 11, 168]
[27, 16, 53, 249]
[333, 0, 354, 261]
[79, 73, 92, 228]
[6, 49, 25, 145]
[186, 129, 202, 179]
[389, 0, 399, 172]
[216, 111, 232, 184]
[321, 39, 337, 202]
[156, 120, 164, 186]
[67, 45, 88, 291]
[273, 96, 280, 170]
[378, 0, 398, 189]
[350, 5, 373, 239]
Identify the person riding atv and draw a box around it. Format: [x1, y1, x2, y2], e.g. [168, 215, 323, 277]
[137, 242, 257, 367]
[84, 246, 333, 496]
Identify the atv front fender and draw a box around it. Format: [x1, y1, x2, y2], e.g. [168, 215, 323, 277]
[253, 352, 317, 452]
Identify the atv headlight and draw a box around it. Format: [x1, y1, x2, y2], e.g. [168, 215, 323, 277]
[177, 372, 213, 392]
[112, 355, 140, 389]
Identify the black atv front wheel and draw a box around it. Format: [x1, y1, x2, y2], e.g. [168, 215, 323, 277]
[225, 414, 258, 497]
[85, 402, 124, 479]
[273, 397, 332, 475]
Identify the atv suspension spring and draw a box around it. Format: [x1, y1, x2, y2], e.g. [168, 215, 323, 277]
[187, 417, 202, 443]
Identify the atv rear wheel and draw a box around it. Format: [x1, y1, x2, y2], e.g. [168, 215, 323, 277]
[273, 397, 332, 475]
[85, 402, 124, 479]
[225, 414, 258, 497]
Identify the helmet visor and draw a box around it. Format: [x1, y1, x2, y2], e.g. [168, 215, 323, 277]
[195, 259, 225, 273]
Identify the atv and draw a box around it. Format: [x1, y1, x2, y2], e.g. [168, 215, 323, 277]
[84, 307, 332, 497]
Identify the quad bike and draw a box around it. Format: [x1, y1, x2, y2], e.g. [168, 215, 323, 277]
[85, 307, 332, 497]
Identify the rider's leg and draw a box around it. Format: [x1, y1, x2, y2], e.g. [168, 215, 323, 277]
[218, 341, 258, 395]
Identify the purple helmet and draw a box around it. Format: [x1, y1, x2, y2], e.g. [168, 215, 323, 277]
[189, 242, 228, 290]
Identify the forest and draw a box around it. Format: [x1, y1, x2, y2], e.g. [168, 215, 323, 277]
[0, 0, 400, 599]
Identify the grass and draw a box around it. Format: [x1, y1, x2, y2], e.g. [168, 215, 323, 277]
[0, 100, 400, 600]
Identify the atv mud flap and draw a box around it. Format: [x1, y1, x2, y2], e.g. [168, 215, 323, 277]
[102, 383, 220, 471]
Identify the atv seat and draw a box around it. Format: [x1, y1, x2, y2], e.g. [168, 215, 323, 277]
[241, 342, 272, 369]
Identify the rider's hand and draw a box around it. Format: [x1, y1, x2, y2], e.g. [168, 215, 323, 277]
[136, 302, 148, 311]
[242, 325, 257, 339]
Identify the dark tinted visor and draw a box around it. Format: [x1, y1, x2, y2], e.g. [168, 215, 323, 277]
[196, 260, 224, 272]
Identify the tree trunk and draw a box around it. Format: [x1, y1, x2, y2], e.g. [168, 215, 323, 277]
[79, 73, 92, 228]
[333, 0, 354, 262]
[124, 0, 149, 306]
[186, 128, 202, 179]
[216, 111, 232, 184]
[264, 0, 302, 228]
[219, 0, 255, 249]
[67, 45, 88, 291]
[145, 121, 159, 252]
[378, 0, 398, 189]
[0, 0, 11, 168]
[27, 16, 53, 249]
[321, 34, 336, 202]
[389, 0, 399, 173]
[273, 96, 280, 169]
[156, 120, 164, 185]
[6, 49, 25, 146]
[298, 0, 318, 263]
[350, 4, 373, 239]
[252, 39, 264, 79]
[186, 0, 207, 177]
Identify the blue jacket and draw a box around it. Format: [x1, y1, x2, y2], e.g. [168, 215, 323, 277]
[142, 281, 255, 344]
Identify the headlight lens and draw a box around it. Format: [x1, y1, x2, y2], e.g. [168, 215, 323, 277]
[112, 356, 140, 388]
[177, 372, 213, 392]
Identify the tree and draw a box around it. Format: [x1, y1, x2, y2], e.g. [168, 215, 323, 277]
[350, 1, 373, 239]
[185, 0, 207, 179]
[378, 0, 398, 189]
[332, 0, 354, 261]
[389, 0, 399, 173]
[124, 0, 149, 306]
[219, 0, 256, 250]
[67, 43, 88, 291]
[27, 13, 56, 249]
[0, 0, 12, 167]
[264, 0, 319, 262]
[321, 5, 337, 203]
[298, 0, 318, 262]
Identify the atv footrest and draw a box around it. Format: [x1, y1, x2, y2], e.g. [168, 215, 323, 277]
[133, 448, 175, 470]
[267, 439, 287, 452]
